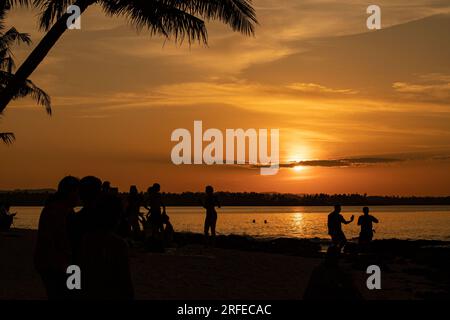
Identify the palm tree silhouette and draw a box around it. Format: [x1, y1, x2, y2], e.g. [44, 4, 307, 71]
[0, 0, 258, 112]
[0, 1, 51, 144]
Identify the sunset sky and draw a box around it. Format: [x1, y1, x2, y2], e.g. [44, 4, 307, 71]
[1, 0, 450, 195]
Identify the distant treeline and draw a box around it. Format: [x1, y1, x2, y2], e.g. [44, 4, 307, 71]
[1, 190, 450, 206]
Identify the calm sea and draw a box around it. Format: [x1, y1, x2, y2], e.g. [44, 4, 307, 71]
[9, 205, 450, 241]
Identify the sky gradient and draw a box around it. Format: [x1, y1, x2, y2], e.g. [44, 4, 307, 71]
[1, 0, 450, 195]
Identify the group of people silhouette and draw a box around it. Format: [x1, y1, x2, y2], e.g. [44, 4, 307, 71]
[32, 175, 221, 300]
[34, 176, 132, 299]
[327, 204, 379, 253]
[8, 174, 380, 299]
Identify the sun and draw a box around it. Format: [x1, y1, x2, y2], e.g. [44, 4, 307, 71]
[285, 144, 313, 173]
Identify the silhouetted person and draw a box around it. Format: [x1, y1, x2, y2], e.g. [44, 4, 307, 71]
[162, 209, 175, 246]
[357, 207, 379, 246]
[102, 181, 111, 194]
[68, 176, 102, 265]
[0, 202, 15, 231]
[126, 185, 142, 239]
[108, 187, 130, 238]
[145, 183, 165, 238]
[327, 205, 354, 252]
[202, 186, 220, 247]
[0, 202, 8, 217]
[80, 194, 134, 300]
[34, 176, 80, 300]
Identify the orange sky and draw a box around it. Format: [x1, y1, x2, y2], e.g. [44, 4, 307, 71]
[1, 0, 450, 195]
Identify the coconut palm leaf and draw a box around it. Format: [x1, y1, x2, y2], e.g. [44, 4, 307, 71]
[1, 27, 32, 47]
[0, 131, 15, 144]
[34, 0, 257, 42]
[0, 27, 32, 73]
[0, 53, 14, 73]
[0, 1, 52, 144]
[16, 79, 52, 114]
[0, 71, 51, 114]
[0, 4, 51, 115]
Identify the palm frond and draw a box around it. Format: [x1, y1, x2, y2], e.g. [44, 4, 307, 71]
[33, 0, 79, 30]
[1, 27, 32, 47]
[1, 0, 33, 28]
[0, 1, 8, 31]
[100, 0, 257, 44]
[0, 132, 15, 144]
[6, 0, 33, 6]
[0, 28, 32, 65]
[0, 4, 52, 114]
[16, 79, 52, 115]
[101, 0, 208, 43]
[178, 0, 258, 36]
[0, 0, 33, 23]
[0, 71, 52, 114]
[0, 55, 15, 72]
[33, 0, 257, 40]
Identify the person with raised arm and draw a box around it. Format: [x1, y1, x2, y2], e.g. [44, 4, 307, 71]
[327, 205, 354, 252]
[358, 207, 379, 246]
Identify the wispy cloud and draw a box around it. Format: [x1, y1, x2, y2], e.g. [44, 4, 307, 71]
[393, 73, 450, 102]
[252, 157, 403, 169]
[287, 83, 358, 95]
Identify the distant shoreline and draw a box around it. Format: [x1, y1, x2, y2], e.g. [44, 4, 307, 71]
[2, 191, 450, 207]
[7, 203, 450, 207]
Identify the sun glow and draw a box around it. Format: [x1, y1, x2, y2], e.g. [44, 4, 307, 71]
[285, 144, 314, 173]
[293, 165, 305, 172]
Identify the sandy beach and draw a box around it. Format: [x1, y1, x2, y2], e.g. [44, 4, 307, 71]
[1, 228, 449, 300]
[0, 229, 322, 300]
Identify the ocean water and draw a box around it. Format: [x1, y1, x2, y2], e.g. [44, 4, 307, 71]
[9, 205, 450, 241]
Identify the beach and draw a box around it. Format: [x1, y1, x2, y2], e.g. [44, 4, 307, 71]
[0, 229, 322, 300]
[1, 228, 449, 300]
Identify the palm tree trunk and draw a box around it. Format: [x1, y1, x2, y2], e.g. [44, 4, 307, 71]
[0, 0, 91, 113]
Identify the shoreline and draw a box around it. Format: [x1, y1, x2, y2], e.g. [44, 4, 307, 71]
[7, 227, 450, 243]
[7, 227, 449, 253]
[7, 203, 450, 207]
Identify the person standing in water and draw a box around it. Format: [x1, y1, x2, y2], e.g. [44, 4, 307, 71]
[327, 205, 354, 252]
[357, 207, 379, 246]
[201, 186, 220, 247]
